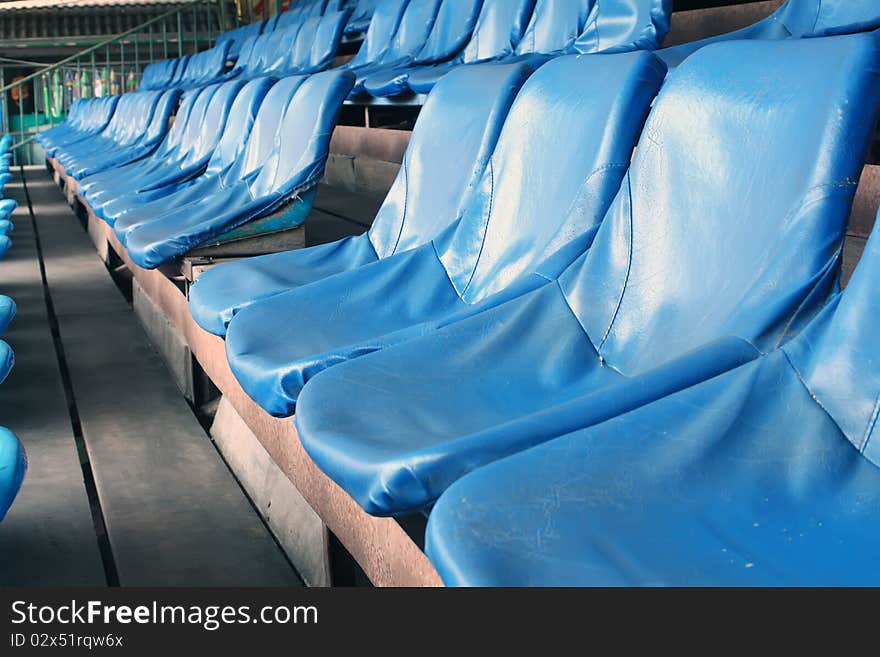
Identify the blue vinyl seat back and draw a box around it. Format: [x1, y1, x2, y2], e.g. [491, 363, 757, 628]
[774, 0, 880, 38]
[302, 0, 330, 20]
[412, 0, 483, 64]
[228, 76, 309, 184]
[0, 426, 26, 522]
[303, 9, 353, 72]
[140, 59, 176, 89]
[564, 34, 880, 377]
[438, 51, 666, 305]
[217, 21, 265, 59]
[181, 81, 244, 165]
[97, 92, 149, 144]
[229, 35, 261, 77]
[346, 0, 380, 34]
[205, 77, 275, 177]
[573, 0, 671, 54]
[182, 42, 231, 85]
[138, 89, 183, 147]
[276, 6, 306, 31]
[169, 55, 191, 86]
[151, 86, 209, 159]
[658, 1, 880, 66]
[368, 62, 533, 259]
[458, 0, 535, 63]
[783, 223, 880, 463]
[285, 13, 337, 73]
[513, 0, 595, 56]
[317, 9, 354, 66]
[375, 0, 441, 66]
[346, 0, 411, 69]
[248, 70, 356, 200]
[250, 26, 299, 77]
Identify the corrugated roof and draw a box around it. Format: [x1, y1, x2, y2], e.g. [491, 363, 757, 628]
[0, 0, 192, 11]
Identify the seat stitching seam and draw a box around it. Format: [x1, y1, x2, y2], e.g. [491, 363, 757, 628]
[597, 172, 634, 355]
[459, 157, 495, 298]
[860, 395, 880, 454]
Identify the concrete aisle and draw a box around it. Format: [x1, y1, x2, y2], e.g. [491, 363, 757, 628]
[0, 168, 301, 586]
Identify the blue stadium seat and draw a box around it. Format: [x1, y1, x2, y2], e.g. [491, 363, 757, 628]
[81, 81, 245, 216]
[224, 51, 666, 416]
[221, 10, 348, 80]
[348, 0, 442, 95]
[658, 0, 880, 67]
[57, 90, 182, 179]
[0, 236, 9, 258]
[215, 20, 265, 60]
[0, 427, 25, 522]
[361, 0, 483, 97]
[427, 208, 880, 586]
[120, 70, 356, 269]
[38, 96, 120, 157]
[0, 339, 12, 385]
[100, 78, 274, 229]
[292, 33, 880, 517]
[189, 62, 533, 336]
[338, 0, 411, 80]
[0, 295, 14, 335]
[407, 0, 671, 95]
[177, 42, 232, 87]
[346, 0, 380, 35]
[140, 58, 180, 90]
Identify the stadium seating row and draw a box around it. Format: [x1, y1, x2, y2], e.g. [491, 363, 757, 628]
[0, 133, 26, 523]
[41, 1, 880, 584]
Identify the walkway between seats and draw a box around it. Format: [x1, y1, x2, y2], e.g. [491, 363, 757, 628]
[0, 167, 301, 586]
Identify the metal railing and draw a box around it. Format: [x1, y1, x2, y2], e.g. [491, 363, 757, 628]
[0, 1, 235, 165]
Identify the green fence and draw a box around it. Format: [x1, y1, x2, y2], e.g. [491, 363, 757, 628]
[0, 0, 233, 165]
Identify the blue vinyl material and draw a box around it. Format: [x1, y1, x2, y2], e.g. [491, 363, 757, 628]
[293, 34, 880, 517]
[658, 0, 880, 67]
[0, 199, 16, 222]
[0, 235, 9, 259]
[361, 0, 484, 97]
[407, 0, 671, 95]
[38, 96, 120, 157]
[225, 51, 666, 416]
[101, 77, 274, 229]
[140, 59, 180, 90]
[348, 0, 442, 95]
[427, 216, 880, 586]
[78, 86, 208, 198]
[189, 62, 531, 336]
[178, 42, 231, 87]
[222, 9, 352, 81]
[346, 0, 381, 35]
[0, 295, 14, 335]
[82, 81, 244, 217]
[121, 70, 355, 269]
[0, 339, 12, 385]
[0, 220, 12, 235]
[0, 427, 25, 522]
[342, 0, 410, 73]
[58, 90, 181, 179]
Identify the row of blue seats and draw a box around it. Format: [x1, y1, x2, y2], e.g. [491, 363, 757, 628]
[142, 0, 354, 90]
[42, 0, 880, 583]
[167, 27, 880, 583]
[216, 0, 365, 60]
[38, 69, 355, 269]
[142, 0, 880, 103]
[0, 134, 26, 523]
